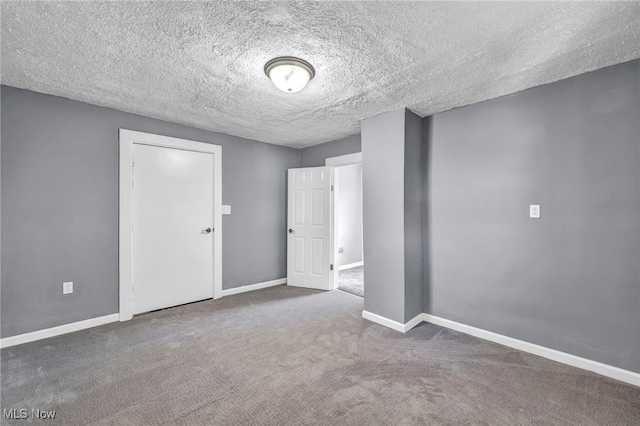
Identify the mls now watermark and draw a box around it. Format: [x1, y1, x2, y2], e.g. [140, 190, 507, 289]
[4, 408, 56, 420]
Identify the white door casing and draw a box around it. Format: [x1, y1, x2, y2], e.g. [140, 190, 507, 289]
[132, 144, 213, 314]
[119, 129, 222, 321]
[287, 167, 333, 290]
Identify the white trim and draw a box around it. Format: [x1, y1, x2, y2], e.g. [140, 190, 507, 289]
[221, 278, 286, 297]
[362, 310, 423, 333]
[330, 167, 336, 289]
[361, 310, 639, 386]
[404, 313, 424, 332]
[119, 129, 223, 322]
[422, 314, 640, 387]
[119, 133, 134, 321]
[331, 167, 339, 288]
[0, 314, 119, 349]
[338, 261, 364, 271]
[325, 152, 362, 167]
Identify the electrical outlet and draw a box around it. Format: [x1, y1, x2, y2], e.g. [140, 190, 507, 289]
[63, 281, 73, 295]
[529, 205, 541, 219]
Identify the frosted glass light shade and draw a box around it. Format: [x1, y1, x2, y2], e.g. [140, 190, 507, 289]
[265, 57, 315, 93]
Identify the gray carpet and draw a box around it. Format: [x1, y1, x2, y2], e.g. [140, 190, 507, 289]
[338, 266, 364, 297]
[2, 286, 639, 425]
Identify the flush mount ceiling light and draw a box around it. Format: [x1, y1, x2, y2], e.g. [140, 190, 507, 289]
[264, 56, 315, 93]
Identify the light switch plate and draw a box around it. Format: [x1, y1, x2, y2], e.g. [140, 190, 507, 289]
[63, 281, 73, 294]
[222, 205, 231, 215]
[529, 205, 541, 218]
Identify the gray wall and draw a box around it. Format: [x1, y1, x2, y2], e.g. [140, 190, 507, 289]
[1, 86, 300, 338]
[300, 134, 361, 167]
[424, 60, 640, 372]
[336, 163, 363, 267]
[422, 117, 432, 319]
[403, 110, 423, 323]
[362, 110, 407, 323]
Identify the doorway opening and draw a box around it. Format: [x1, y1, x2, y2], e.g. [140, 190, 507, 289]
[327, 154, 364, 298]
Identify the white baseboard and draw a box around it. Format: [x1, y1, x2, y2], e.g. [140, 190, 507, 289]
[361, 310, 639, 387]
[1, 280, 285, 348]
[362, 310, 423, 333]
[422, 314, 640, 387]
[339, 261, 363, 271]
[404, 313, 424, 332]
[221, 278, 286, 297]
[0, 313, 120, 349]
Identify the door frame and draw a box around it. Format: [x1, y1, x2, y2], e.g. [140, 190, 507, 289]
[325, 152, 363, 289]
[118, 129, 222, 321]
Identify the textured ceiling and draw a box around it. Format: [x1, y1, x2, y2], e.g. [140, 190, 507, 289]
[2, 1, 639, 148]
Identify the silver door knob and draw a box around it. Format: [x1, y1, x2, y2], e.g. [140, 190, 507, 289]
[202, 228, 212, 234]
[288, 228, 294, 234]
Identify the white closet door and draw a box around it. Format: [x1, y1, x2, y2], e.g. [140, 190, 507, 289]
[132, 143, 213, 314]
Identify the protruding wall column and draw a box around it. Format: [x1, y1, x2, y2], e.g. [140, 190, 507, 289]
[361, 109, 423, 327]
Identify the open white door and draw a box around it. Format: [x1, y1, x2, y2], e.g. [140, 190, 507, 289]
[287, 167, 333, 290]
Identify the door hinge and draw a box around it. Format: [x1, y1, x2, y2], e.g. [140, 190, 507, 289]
[330, 264, 334, 271]
[331, 185, 334, 191]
